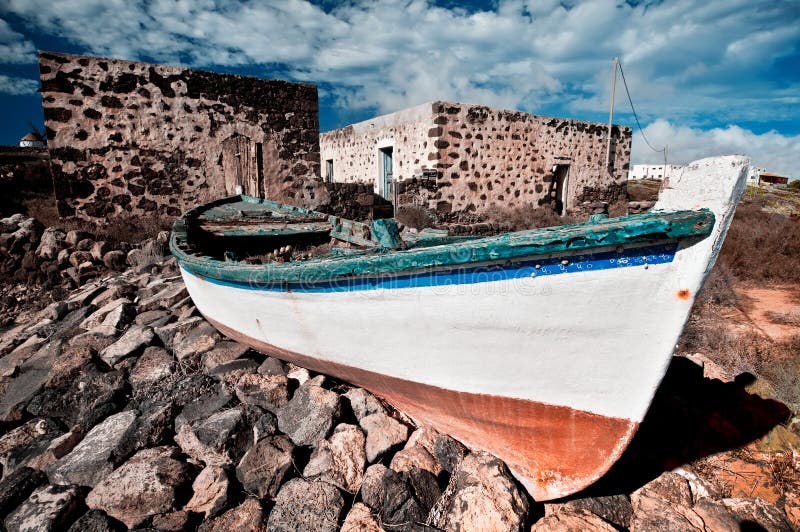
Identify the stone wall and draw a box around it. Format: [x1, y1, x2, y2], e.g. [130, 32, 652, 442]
[320, 101, 631, 218]
[319, 103, 435, 197]
[39, 52, 320, 220]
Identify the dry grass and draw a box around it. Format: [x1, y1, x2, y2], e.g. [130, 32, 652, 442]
[627, 179, 661, 202]
[716, 198, 800, 285]
[481, 204, 577, 231]
[394, 205, 436, 230]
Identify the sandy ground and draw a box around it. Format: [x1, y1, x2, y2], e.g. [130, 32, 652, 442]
[737, 285, 800, 341]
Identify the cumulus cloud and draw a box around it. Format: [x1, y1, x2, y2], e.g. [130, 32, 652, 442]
[632, 120, 800, 180]
[0, 18, 35, 63]
[0, 73, 38, 95]
[2, 0, 797, 126]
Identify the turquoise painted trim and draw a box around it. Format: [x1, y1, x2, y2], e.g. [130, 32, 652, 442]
[170, 195, 714, 285]
[181, 242, 677, 294]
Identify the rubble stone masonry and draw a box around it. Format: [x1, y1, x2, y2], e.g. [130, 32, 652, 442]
[320, 101, 631, 217]
[39, 52, 320, 220]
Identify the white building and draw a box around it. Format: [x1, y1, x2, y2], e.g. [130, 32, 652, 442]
[628, 164, 683, 181]
[19, 132, 46, 148]
[746, 167, 767, 186]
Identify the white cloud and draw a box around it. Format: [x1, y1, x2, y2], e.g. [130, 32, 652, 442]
[0, 73, 38, 94]
[0, 18, 35, 63]
[632, 120, 800, 180]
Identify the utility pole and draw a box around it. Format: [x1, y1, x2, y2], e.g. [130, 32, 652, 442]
[604, 57, 619, 173]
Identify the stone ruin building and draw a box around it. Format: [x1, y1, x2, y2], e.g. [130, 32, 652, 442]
[39, 52, 631, 224]
[320, 101, 632, 218]
[39, 51, 321, 220]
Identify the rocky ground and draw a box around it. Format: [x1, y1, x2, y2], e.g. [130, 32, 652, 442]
[0, 211, 798, 531]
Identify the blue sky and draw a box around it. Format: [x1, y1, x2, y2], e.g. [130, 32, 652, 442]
[1, 0, 798, 177]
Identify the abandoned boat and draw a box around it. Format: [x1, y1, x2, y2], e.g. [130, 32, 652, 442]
[170, 155, 749, 500]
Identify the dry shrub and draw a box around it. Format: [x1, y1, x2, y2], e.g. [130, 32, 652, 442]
[482, 204, 577, 231]
[764, 310, 800, 327]
[394, 205, 436, 230]
[696, 262, 740, 307]
[717, 200, 800, 284]
[627, 179, 661, 202]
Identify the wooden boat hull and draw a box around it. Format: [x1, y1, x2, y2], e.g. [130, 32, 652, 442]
[174, 155, 749, 500]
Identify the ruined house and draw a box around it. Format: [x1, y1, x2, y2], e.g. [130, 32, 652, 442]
[39, 52, 320, 220]
[320, 101, 632, 217]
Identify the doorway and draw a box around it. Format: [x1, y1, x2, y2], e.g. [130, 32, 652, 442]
[553, 164, 570, 215]
[379, 146, 393, 201]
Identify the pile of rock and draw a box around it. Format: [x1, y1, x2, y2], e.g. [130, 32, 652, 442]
[0, 236, 797, 530]
[0, 213, 170, 325]
[0, 255, 533, 530]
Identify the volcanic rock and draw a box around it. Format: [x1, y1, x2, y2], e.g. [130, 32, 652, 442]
[235, 373, 289, 413]
[360, 412, 408, 463]
[341, 502, 382, 532]
[47, 409, 138, 487]
[66, 510, 117, 532]
[185, 465, 229, 518]
[545, 494, 633, 530]
[4, 484, 81, 532]
[0, 467, 47, 516]
[98, 324, 154, 366]
[129, 346, 174, 388]
[381, 466, 441, 528]
[203, 340, 250, 371]
[428, 452, 529, 531]
[175, 407, 249, 466]
[303, 423, 366, 492]
[434, 433, 468, 474]
[361, 463, 390, 511]
[532, 508, 617, 531]
[0, 417, 62, 475]
[86, 446, 193, 528]
[344, 387, 386, 420]
[198, 498, 267, 532]
[173, 321, 219, 360]
[277, 380, 340, 447]
[267, 478, 344, 532]
[235, 434, 294, 499]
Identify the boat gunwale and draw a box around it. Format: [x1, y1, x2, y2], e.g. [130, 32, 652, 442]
[169, 195, 715, 285]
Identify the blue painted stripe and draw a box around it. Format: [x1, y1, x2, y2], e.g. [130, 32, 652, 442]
[181, 243, 677, 294]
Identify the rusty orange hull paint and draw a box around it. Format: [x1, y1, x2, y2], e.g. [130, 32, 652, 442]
[205, 315, 639, 500]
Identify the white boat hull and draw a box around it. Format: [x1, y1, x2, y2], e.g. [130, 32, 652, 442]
[177, 155, 749, 499]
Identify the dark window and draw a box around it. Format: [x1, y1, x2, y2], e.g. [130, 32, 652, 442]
[326, 159, 334, 183]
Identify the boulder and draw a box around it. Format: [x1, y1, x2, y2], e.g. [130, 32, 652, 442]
[174, 383, 233, 428]
[175, 407, 250, 466]
[102, 250, 126, 271]
[151, 511, 192, 531]
[203, 341, 250, 371]
[185, 465, 229, 518]
[360, 463, 389, 511]
[198, 498, 266, 532]
[27, 431, 84, 472]
[341, 503, 382, 532]
[129, 346, 174, 388]
[154, 316, 204, 349]
[98, 324, 155, 366]
[0, 467, 47, 517]
[78, 297, 134, 331]
[381, 467, 441, 528]
[137, 282, 188, 312]
[0, 417, 62, 475]
[47, 410, 138, 487]
[4, 485, 81, 532]
[207, 358, 259, 386]
[36, 227, 66, 260]
[66, 510, 117, 532]
[257, 357, 286, 376]
[303, 423, 366, 493]
[544, 495, 633, 530]
[172, 321, 219, 360]
[86, 446, 192, 528]
[65, 229, 91, 246]
[135, 308, 174, 326]
[434, 434, 468, 474]
[360, 413, 408, 463]
[285, 364, 311, 385]
[235, 373, 289, 413]
[267, 478, 344, 532]
[428, 452, 529, 531]
[531, 508, 617, 531]
[722, 497, 795, 531]
[27, 365, 125, 429]
[235, 434, 294, 499]
[344, 388, 386, 420]
[390, 443, 440, 476]
[277, 380, 340, 447]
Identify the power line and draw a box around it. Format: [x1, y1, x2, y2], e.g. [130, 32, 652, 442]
[616, 60, 667, 164]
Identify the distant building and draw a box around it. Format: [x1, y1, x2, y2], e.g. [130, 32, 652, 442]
[758, 172, 789, 186]
[746, 166, 766, 186]
[18, 132, 46, 148]
[628, 164, 683, 181]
